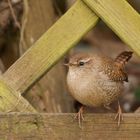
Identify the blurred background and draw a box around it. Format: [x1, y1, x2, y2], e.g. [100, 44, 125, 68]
[0, 0, 140, 113]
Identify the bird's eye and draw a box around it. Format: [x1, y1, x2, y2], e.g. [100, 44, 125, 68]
[79, 61, 85, 66]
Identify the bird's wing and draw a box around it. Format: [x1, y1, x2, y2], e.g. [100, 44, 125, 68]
[105, 64, 128, 82]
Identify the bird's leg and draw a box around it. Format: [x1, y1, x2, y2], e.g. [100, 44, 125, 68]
[74, 106, 84, 128]
[114, 100, 123, 127]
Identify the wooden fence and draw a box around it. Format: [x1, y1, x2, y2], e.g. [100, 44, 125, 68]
[0, 0, 140, 139]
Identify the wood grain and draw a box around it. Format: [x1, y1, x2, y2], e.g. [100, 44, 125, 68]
[0, 113, 139, 140]
[2, 0, 99, 94]
[0, 80, 36, 112]
[83, 0, 140, 56]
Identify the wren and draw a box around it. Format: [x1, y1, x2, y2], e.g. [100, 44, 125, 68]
[65, 51, 133, 127]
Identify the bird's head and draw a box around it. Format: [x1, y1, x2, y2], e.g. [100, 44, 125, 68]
[64, 53, 93, 71]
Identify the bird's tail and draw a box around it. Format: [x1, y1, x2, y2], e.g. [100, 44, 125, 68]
[115, 51, 133, 67]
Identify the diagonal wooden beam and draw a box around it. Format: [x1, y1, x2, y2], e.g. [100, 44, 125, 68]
[0, 0, 99, 112]
[1, 0, 99, 94]
[0, 80, 36, 112]
[82, 0, 140, 56]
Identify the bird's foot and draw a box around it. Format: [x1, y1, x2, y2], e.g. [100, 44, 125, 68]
[114, 101, 123, 127]
[74, 106, 84, 128]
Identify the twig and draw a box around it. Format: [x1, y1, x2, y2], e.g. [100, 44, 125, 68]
[0, 1, 22, 13]
[7, 0, 21, 29]
[19, 0, 29, 55]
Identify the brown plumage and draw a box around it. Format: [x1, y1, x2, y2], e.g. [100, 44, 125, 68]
[66, 51, 133, 127]
[104, 51, 133, 82]
[115, 51, 133, 67]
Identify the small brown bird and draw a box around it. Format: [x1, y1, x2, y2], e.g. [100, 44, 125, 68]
[65, 51, 133, 127]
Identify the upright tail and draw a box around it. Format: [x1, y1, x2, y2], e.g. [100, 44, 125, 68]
[115, 51, 133, 67]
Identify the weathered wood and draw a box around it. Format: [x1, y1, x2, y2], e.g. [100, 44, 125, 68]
[2, 0, 99, 94]
[0, 81, 36, 112]
[82, 0, 140, 56]
[0, 113, 139, 140]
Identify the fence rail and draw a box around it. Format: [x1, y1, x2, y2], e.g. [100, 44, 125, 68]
[0, 113, 139, 140]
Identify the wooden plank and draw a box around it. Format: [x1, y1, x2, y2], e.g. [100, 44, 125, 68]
[1, 0, 99, 94]
[0, 80, 36, 112]
[82, 0, 140, 56]
[0, 113, 139, 140]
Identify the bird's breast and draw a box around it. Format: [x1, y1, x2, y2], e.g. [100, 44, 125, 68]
[67, 69, 123, 107]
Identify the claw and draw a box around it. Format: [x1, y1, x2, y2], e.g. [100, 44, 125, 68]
[114, 101, 123, 127]
[74, 106, 84, 128]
